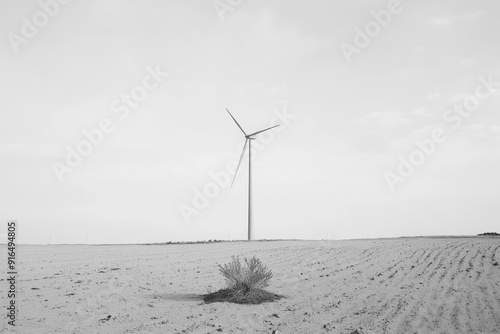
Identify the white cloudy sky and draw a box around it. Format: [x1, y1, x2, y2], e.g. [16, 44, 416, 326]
[1, 0, 499, 244]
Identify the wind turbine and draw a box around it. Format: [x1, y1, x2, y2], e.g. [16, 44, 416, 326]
[226, 108, 279, 241]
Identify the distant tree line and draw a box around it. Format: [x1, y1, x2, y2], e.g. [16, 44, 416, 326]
[478, 232, 500, 236]
[145, 240, 224, 245]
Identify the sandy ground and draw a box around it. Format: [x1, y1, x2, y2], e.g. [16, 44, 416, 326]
[2, 237, 499, 333]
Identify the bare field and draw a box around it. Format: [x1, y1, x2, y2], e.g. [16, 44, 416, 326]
[4, 237, 500, 333]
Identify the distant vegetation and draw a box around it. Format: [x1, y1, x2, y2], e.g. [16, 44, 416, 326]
[144, 239, 285, 246]
[478, 232, 500, 236]
[145, 239, 224, 245]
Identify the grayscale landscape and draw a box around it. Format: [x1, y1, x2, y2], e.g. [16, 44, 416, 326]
[2, 1, 500, 333]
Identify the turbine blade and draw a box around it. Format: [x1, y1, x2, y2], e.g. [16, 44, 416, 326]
[247, 124, 280, 137]
[226, 108, 247, 136]
[232, 138, 248, 187]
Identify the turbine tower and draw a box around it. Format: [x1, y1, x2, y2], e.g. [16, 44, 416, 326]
[226, 108, 279, 241]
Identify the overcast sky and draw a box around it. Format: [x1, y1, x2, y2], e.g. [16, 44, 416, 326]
[1, 0, 499, 244]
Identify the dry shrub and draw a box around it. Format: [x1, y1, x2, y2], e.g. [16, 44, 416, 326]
[203, 256, 282, 304]
[219, 255, 272, 290]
